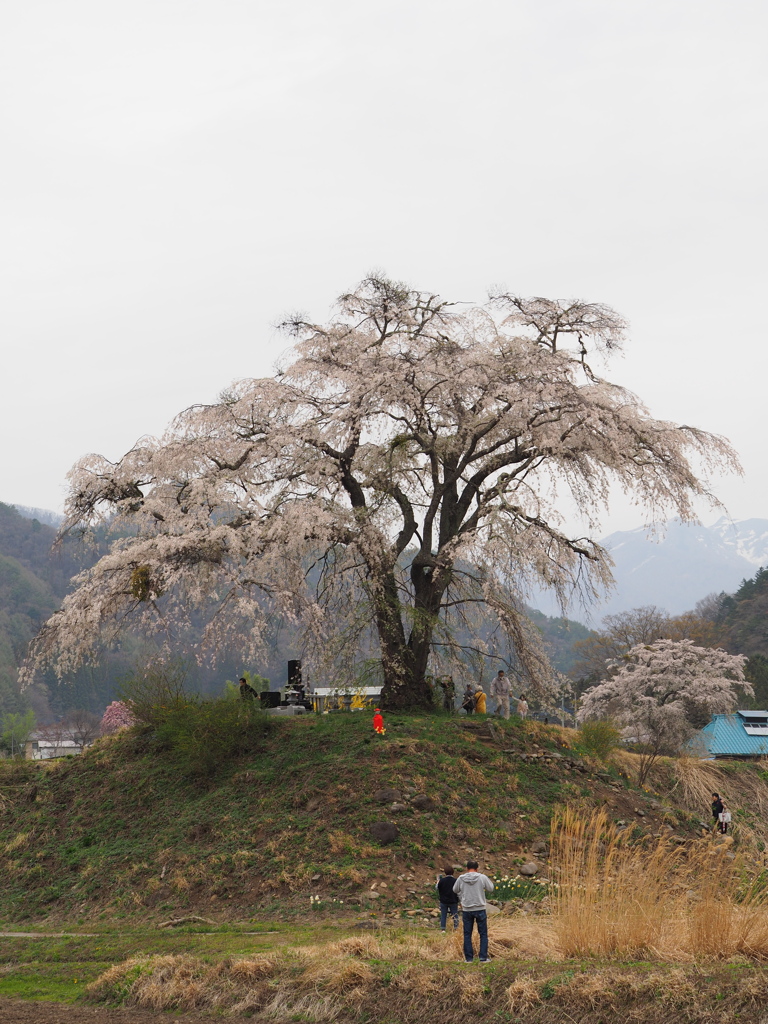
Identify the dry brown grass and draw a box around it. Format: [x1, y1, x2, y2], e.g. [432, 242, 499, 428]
[616, 752, 768, 849]
[447, 914, 558, 961]
[505, 974, 542, 1014]
[455, 757, 488, 787]
[88, 919, 768, 1023]
[86, 919, 535, 1020]
[551, 805, 768, 960]
[2, 831, 29, 854]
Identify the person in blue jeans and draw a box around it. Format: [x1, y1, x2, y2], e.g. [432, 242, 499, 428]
[435, 867, 460, 931]
[452, 859, 494, 962]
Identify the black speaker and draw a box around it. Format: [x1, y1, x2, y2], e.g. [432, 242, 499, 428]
[260, 691, 282, 709]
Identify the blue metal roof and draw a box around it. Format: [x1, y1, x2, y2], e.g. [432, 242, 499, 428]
[691, 712, 768, 757]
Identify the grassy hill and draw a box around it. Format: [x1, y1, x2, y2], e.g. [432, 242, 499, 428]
[1, 710, 763, 926]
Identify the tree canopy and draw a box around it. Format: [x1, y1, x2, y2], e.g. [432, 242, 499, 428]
[27, 276, 739, 708]
[579, 638, 750, 748]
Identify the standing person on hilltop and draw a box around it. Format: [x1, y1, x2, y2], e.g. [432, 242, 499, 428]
[490, 670, 512, 720]
[517, 693, 529, 719]
[239, 677, 258, 702]
[435, 867, 460, 932]
[474, 686, 487, 715]
[453, 860, 494, 962]
[439, 677, 456, 714]
[462, 685, 475, 715]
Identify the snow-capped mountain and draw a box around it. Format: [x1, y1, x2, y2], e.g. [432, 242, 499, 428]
[596, 517, 768, 618]
[708, 517, 768, 568]
[528, 517, 768, 622]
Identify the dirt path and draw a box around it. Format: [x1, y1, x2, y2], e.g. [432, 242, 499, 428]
[0, 933, 97, 938]
[0, 998, 213, 1023]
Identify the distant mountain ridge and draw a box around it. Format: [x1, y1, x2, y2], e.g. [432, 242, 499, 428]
[596, 517, 768, 618]
[13, 504, 64, 528]
[10, 501, 768, 623]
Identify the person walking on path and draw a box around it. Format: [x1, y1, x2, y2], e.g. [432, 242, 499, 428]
[490, 670, 512, 719]
[516, 693, 529, 719]
[435, 867, 460, 932]
[453, 860, 494, 962]
[711, 792, 724, 834]
[474, 686, 487, 715]
[712, 793, 731, 835]
[462, 685, 475, 715]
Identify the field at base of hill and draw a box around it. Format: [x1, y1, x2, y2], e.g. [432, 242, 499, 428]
[4, 919, 768, 1024]
[2, 711, 768, 926]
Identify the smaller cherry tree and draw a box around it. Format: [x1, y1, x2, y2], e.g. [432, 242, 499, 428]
[578, 639, 751, 782]
[100, 700, 136, 735]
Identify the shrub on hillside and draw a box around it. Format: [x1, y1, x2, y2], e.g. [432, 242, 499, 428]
[577, 719, 621, 760]
[119, 665, 189, 729]
[154, 696, 274, 779]
[120, 666, 274, 780]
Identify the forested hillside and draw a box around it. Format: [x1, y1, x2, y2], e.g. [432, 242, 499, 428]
[5, 496, 767, 725]
[0, 501, 595, 724]
[718, 567, 768, 705]
[0, 503, 120, 721]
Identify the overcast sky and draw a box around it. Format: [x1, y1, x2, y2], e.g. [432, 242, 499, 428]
[2, 0, 765, 534]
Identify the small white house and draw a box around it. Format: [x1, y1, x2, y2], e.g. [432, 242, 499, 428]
[25, 730, 85, 760]
[25, 738, 81, 759]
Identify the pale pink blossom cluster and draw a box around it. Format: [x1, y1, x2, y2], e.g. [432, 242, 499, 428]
[578, 639, 751, 745]
[100, 700, 136, 734]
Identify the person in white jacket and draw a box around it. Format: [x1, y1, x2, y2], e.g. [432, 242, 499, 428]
[490, 670, 512, 719]
[453, 860, 494, 962]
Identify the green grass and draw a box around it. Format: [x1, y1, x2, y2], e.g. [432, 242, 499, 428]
[0, 921, 360, 1004]
[0, 963, 106, 1003]
[490, 876, 550, 901]
[0, 713, 578, 922]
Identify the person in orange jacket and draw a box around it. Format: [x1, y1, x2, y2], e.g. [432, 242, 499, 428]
[474, 687, 487, 714]
[373, 708, 386, 735]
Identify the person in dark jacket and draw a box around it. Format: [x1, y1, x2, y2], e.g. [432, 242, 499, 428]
[435, 867, 460, 931]
[711, 792, 724, 833]
[239, 677, 258, 701]
[461, 685, 475, 714]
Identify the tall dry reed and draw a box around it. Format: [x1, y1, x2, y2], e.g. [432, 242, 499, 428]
[550, 805, 768, 960]
[550, 806, 685, 957]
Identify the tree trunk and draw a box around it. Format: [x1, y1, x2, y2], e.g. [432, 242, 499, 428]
[373, 568, 435, 711]
[374, 557, 447, 711]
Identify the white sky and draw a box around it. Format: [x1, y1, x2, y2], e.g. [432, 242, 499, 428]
[2, 0, 766, 532]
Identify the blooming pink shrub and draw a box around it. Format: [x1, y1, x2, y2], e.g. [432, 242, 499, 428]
[100, 700, 136, 734]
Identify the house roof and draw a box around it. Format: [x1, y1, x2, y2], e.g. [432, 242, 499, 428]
[692, 712, 768, 757]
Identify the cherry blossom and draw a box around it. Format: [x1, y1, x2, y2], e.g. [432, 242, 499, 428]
[26, 276, 739, 709]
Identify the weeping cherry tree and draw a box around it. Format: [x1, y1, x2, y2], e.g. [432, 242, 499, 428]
[27, 276, 739, 709]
